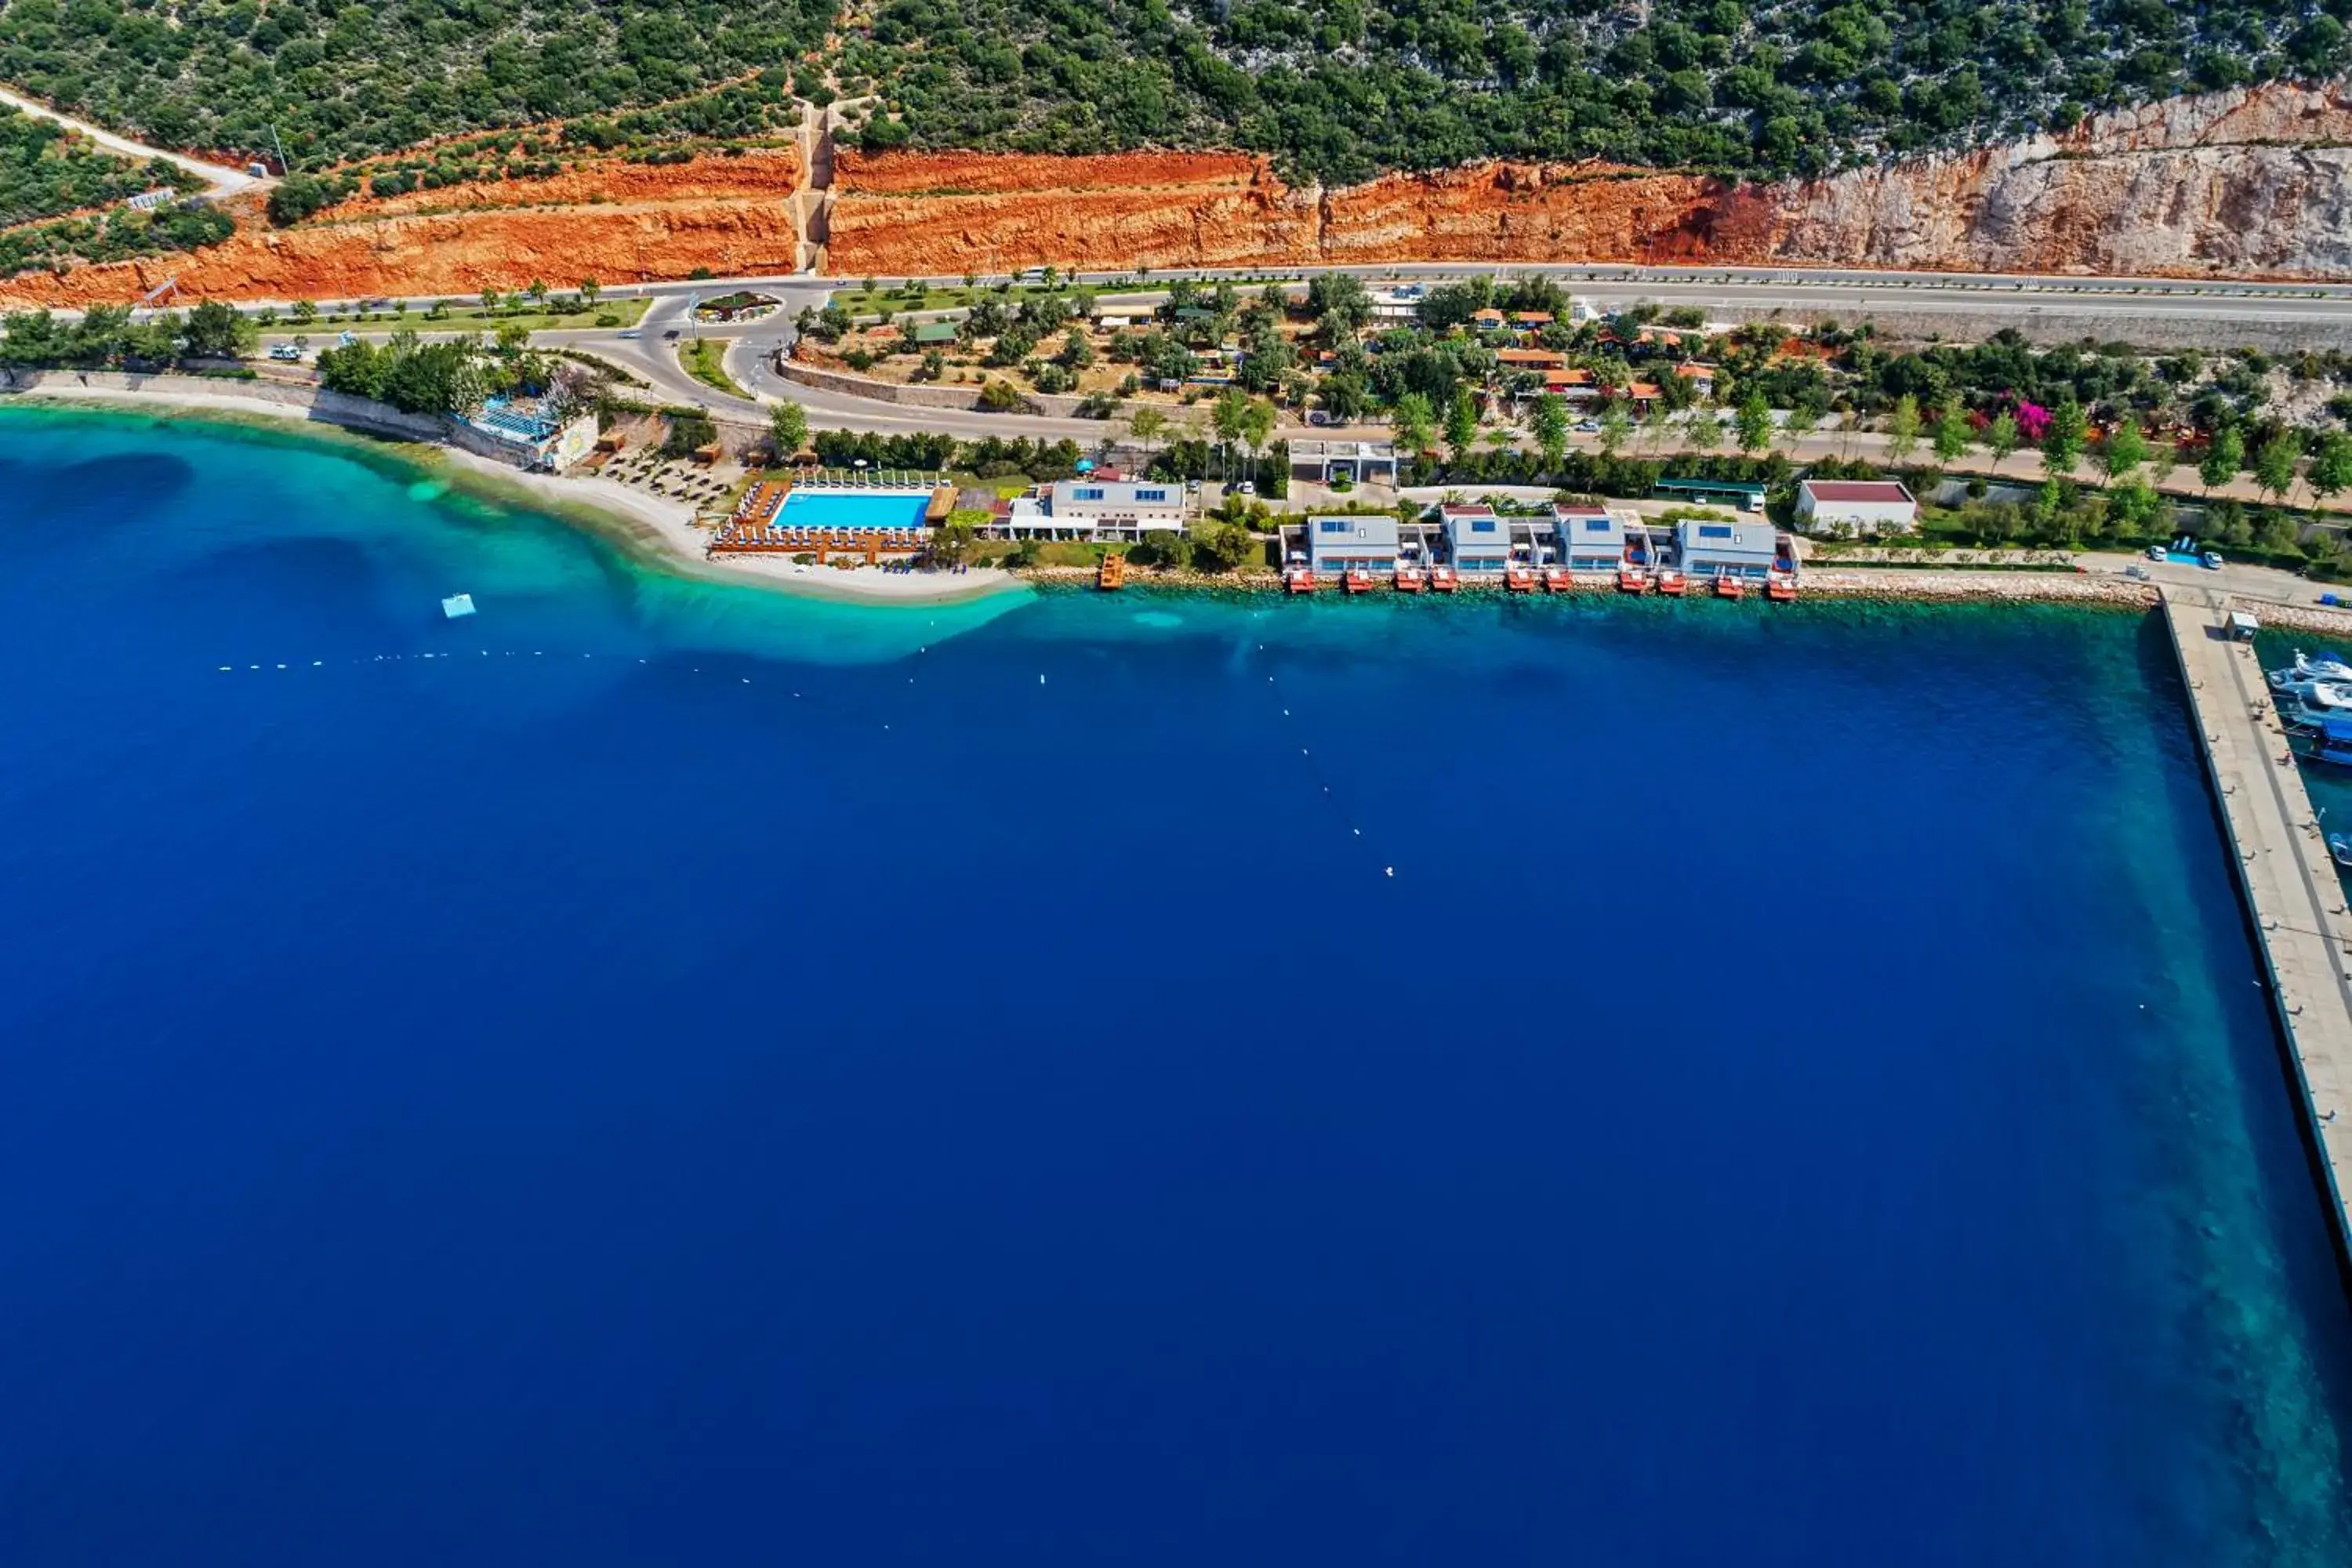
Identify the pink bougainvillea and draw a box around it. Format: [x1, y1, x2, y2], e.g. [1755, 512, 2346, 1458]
[2013, 400, 2050, 441]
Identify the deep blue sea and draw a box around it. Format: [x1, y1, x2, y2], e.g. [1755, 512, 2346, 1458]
[5, 405, 2352, 1566]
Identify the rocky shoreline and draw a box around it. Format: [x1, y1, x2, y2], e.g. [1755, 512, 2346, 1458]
[1017, 562, 2161, 607]
[1015, 561, 2352, 637]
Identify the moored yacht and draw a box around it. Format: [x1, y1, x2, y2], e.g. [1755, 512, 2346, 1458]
[2280, 681, 2352, 727]
[2268, 649, 2352, 693]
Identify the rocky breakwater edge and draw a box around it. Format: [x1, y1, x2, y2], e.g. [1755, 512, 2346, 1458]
[1018, 562, 2176, 611]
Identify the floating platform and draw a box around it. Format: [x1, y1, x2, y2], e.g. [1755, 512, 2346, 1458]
[440, 593, 477, 619]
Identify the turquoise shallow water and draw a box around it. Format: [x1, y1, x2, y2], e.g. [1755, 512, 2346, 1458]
[2, 404, 2351, 1565]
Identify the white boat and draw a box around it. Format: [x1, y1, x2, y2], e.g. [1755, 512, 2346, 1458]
[2281, 681, 2352, 726]
[441, 593, 477, 619]
[2267, 649, 2352, 692]
[2331, 833, 2352, 870]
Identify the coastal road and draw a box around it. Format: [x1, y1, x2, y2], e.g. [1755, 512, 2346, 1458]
[1010, 262, 2352, 329]
[578, 291, 1170, 443]
[0, 83, 262, 200]
[119, 257, 2352, 335]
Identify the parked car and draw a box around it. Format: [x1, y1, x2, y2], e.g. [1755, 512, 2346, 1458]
[1573, 419, 1600, 433]
[2201, 550, 2225, 570]
[1233, 481, 1256, 497]
[617, 330, 641, 340]
[2146, 544, 2167, 561]
[267, 343, 301, 362]
[662, 328, 681, 340]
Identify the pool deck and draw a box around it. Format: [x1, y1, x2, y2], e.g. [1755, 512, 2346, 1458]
[2164, 588, 2352, 1269]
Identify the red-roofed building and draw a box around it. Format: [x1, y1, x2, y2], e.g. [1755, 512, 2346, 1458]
[1542, 367, 1599, 400]
[1797, 478, 1917, 535]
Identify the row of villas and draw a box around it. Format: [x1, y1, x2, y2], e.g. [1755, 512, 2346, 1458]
[1298, 503, 1792, 587]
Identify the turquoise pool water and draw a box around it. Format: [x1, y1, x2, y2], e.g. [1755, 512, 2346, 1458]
[778, 489, 931, 531]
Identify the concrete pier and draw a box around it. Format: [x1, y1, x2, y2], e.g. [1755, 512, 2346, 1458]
[2164, 590, 2352, 1262]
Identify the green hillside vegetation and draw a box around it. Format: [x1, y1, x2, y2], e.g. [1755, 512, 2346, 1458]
[1, 1, 2347, 184]
[0, 104, 198, 224]
[838, 0, 2352, 180]
[0, 0, 834, 169]
[0, 199, 231, 278]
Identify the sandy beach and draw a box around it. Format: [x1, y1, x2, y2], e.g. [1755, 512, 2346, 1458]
[0, 379, 1023, 609]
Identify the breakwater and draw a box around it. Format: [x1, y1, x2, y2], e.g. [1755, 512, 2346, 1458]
[2165, 588, 2352, 1272]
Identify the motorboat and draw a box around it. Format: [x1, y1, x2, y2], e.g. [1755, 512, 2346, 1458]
[2291, 715, 2352, 766]
[2267, 650, 2352, 693]
[2331, 833, 2352, 869]
[2279, 681, 2352, 725]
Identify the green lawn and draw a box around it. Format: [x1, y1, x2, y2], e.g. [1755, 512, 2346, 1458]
[269, 298, 651, 336]
[413, 298, 650, 333]
[681, 337, 750, 399]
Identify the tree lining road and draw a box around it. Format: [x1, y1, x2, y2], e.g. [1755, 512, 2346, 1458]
[183, 259, 2352, 447]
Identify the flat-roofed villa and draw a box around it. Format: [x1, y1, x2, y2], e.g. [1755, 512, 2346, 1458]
[1047, 477, 1189, 541]
[1674, 515, 1786, 581]
[1306, 514, 1401, 575]
[1440, 504, 1512, 573]
[1553, 504, 1634, 572]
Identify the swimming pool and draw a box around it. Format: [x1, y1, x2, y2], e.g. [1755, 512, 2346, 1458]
[777, 490, 931, 532]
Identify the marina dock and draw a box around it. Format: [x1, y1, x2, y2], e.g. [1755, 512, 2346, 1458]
[2164, 590, 2352, 1266]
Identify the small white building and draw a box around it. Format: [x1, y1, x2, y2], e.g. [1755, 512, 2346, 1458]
[1797, 478, 1917, 535]
[1047, 477, 1189, 540]
[452, 397, 597, 473]
[1291, 440, 1399, 487]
